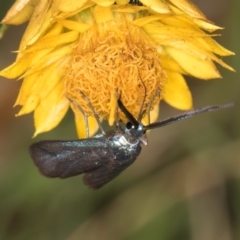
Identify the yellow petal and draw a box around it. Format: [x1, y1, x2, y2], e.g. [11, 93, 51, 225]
[24, 31, 79, 53]
[164, 71, 192, 110]
[74, 110, 99, 138]
[23, 46, 72, 76]
[1, 0, 39, 25]
[165, 46, 221, 79]
[169, 4, 222, 32]
[169, 0, 206, 19]
[16, 95, 39, 116]
[108, 89, 118, 126]
[53, 2, 95, 21]
[140, 0, 171, 13]
[158, 14, 197, 28]
[168, 39, 235, 72]
[142, 103, 159, 125]
[193, 19, 223, 32]
[149, 32, 229, 78]
[92, 0, 115, 7]
[33, 82, 69, 137]
[93, 5, 114, 23]
[15, 72, 42, 114]
[74, 109, 87, 138]
[115, 0, 129, 5]
[18, 0, 51, 50]
[17, 23, 63, 59]
[41, 22, 63, 38]
[162, 14, 222, 32]
[143, 22, 210, 38]
[196, 37, 235, 56]
[0, 53, 33, 79]
[133, 15, 171, 27]
[0, 48, 56, 79]
[160, 54, 185, 74]
[53, 0, 87, 12]
[58, 19, 91, 32]
[88, 116, 101, 137]
[16, 59, 66, 113]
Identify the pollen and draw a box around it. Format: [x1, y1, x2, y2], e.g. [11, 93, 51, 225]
[64, 17, 165, 125]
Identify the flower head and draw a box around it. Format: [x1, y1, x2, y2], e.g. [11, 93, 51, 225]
[0, 0, 234, 137]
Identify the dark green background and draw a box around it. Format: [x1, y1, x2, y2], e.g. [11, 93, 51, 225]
[0, 1, 239, 239]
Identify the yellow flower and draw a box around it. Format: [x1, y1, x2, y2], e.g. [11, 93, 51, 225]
[0, 0, 234, 137]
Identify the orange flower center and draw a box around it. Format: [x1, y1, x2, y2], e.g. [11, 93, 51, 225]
[64, 17, 166, 124]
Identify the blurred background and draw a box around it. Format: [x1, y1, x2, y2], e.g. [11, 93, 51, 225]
[0, 0, 239, 240]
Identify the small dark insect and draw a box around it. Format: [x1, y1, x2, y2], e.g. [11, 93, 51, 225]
[29, 90, 233, 189]
[129, 0, 143, 6]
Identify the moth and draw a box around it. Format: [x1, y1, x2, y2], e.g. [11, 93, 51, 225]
[29, 91, 233, 189]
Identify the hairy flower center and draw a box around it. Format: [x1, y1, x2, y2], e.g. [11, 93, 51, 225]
[64, 17, 166, 124]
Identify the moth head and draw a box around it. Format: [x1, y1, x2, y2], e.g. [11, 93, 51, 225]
[125, 122, 148, 145]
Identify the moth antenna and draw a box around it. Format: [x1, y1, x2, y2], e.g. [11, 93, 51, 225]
[79, 90, 106, 135]
[66, 96, 89, 138]
[118, 71, 146, 127]
[145, 103, 234, 130]
[117, 99, 139, 127]
[146, 88, 161, 125]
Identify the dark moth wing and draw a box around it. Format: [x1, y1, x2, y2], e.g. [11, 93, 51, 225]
[29, 138, 108, 178]
[29, 138, 135, 189]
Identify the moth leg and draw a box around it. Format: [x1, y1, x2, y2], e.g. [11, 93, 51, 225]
[137, 71, 147, 122]
[114, 88, 123, 130]
[146, 88, 161, 125]
[66, 96, 89, 138]
[79, 90, 106, 135]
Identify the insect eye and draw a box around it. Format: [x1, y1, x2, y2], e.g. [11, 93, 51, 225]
[126, 122, 133, 130]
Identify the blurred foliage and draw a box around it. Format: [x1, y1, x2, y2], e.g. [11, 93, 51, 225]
[0, 0, 14, 20]
[0, 25, 8, 40]
[0, 0, 239, 240]
[0, 0, 13, 39]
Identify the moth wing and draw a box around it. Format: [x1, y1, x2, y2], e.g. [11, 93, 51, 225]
[83, 160, 134, 189]
[83, 146, 141, 189]
[29, 138, 113, 179]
